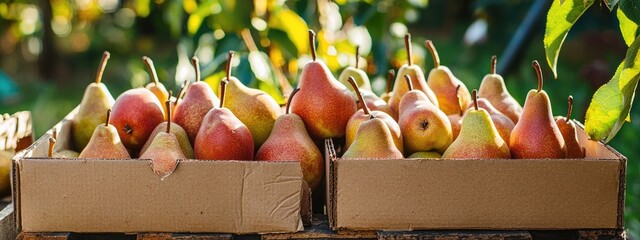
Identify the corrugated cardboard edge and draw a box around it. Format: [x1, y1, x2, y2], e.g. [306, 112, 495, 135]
[325, 122, 627, 231]
[574, 121, 627, 229]
[324, 139, 337, 229]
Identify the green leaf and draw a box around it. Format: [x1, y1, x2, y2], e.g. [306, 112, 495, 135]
[620, 0, 640, 24]
[187, 0, 221, 35]
[544, 0, 595, 79]
[618, 7, 639, 46]
[585, 35, 640, 142]
[267, 29, 299, 58]
[268, 8, 309, 57]
[164, 0, 184, 38]
[135, 0, 151, 17]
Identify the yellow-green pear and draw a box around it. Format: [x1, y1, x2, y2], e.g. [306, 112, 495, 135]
[425, 40, 471, 116]
[344, 77, 403, 155]
[380, 69, 395, 102]
[509, 61, 566, 159]
[443, 90, 511, 159]
[398, 75, 452, 155]
[387, 33, 439, 117]
[408, 151, 441, 159]
[342, 117, 404, 159]
[72, 51, 115, 151]
[143, 56, 170, 117]
[78, 109, 131, 159]
[478, 56, 522, 123]
[140, 100, 187, 176]
[141, 97, 195, 159]
[222, 51, 282, 150]
[338, 45, 372, 92]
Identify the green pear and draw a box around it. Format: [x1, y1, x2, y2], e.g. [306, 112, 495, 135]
[345, 77, 403, 155]
[222, 51, 282, 151]
[140, 98, 194, 159]
[443, 90, 511, 159]
[509, 61, 566, 159]
[140, 100, 187, 176]
[72, 51, 115, 151]
[555, 96, 585, 158]
[79, 109, 131, 159]
[342, 117, 404, 159]
[478, 56, 522, 123]
[425, 40, 471, 116]
[465, 98, 515, 143]
[387, 33, 439, 117]
[398, 75, 452, 155]
[289, 30, 357, 140]
[255, 89, 324, 191]
[338, 45, 372, 92]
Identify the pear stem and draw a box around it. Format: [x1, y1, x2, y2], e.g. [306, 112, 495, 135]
[532, 60, 543, 92]
[404, 74, 413, 91]
[175, 81, 189, 107]
[52, 127, 57, 140]
[472, 89, 478, 111]
[490, 55, 497, 74]
[386, 69, 395, 94]
[424, 40, 440, 68]
[166, 100, 172, 134]
[405, 33, 412, 66]
[355, 45, 360, 69]
[220, 80, 228, 108]
[347, 76, 370, 116]
[566, 95, 573, 121]
[191, 56, 201, 82]
[142, 56, 160, 86]
[48, 137, 55, 158]
[286, 88, 300, 115]
[105, 109, 111, 127]
[95, 51, 110, 84]
[309, 30, 317, 61]
[226, 51, 234, 81]
[455, 85, 463, 116]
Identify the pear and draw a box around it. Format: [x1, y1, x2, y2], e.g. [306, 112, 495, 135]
[478, 56, 523, 123]
[255, 88, 324, 191]
[407, 151, 441, 159]
[344, 76, 403, 155]
[465, 97, 515, 143]
[221, 51, 282, 151]
[194, 80, 254, 160]
[338, 45, 372, 92]
[425, 40, 471, 116]
[79, 109, 131, 159]
[172, 57, 220, 143]
[110, 88, 165, 154]
[555, 96, 586, 158]
[446, 85, 464, 140]
[379, 69, 395, 102]
[398, 75, 452, 155]
[51, 129, 80, 158]
[509, 61, 566, 159]
[289, 30, 357, 140]
[140, 100, 187, 176]
[387, 33, 439, 117]
[72, 51, 115, 151]
[361, 91, 396, 120]
[443, 90, 511, 159]
[140, 94, 195, 159]
[342, 117, 404, 159]
[142, 56, 170, 117]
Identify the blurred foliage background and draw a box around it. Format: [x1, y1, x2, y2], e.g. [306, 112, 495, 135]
[0, 0, 637, 237]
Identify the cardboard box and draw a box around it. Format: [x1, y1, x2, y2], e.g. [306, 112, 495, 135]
[325, 123, 626, 231]
[12, 108, 309, 234]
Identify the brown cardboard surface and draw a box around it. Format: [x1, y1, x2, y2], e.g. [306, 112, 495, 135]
[12, 109, 307, 234]
[326, 123, 626, 231]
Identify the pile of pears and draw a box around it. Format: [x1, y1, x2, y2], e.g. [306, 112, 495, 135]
[53, 32, 586, 193]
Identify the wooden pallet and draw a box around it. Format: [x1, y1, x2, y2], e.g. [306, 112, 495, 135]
[16, 215, 627, 240]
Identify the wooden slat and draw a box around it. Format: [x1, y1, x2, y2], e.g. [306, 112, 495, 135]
[17, 232, 73, 240]
[377, 230, 531, 240]
[137, 233, 233, 240]
[262, 215, 376, 239]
